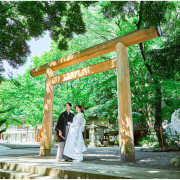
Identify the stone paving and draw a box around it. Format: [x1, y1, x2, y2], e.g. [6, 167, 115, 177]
[0, 145, 180, 179]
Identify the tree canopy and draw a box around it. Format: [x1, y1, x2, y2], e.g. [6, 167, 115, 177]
[0, 1, 92, 80]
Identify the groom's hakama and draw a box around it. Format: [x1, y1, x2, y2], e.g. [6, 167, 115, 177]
[56, 124, 70, 160]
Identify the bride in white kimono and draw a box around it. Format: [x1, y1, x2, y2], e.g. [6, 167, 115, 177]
[63, 105, 86, 162]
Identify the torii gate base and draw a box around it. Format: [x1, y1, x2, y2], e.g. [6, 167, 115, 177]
[30, 27, 161, 162]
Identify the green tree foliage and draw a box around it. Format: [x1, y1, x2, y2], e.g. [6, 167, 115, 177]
[99, 1, 179, 147]
[0, 1, 92, 80]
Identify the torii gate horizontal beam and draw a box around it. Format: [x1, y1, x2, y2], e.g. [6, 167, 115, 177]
[30, 26, 161, 77]
[52, 59, 116, 85]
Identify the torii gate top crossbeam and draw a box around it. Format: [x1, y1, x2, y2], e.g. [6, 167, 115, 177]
[30, 26, 161, 77]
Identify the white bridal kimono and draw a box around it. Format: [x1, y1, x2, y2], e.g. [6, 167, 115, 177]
[63, 113, 86, 161]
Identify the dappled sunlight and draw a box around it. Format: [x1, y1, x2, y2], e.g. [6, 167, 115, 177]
[44, 104, 48, 110]
[99, 158, 120, 162]
[84, 154, 116, 157]
[119, 113, 135, 161]
[139, 158, 156, 163]
[147, 170, 160, 174]
[50, 51, 82, 68]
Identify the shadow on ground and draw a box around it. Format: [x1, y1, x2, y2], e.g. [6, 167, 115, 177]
[0, 145, 179, 171]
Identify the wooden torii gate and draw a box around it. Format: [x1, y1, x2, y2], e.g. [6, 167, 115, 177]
[30, 26, 161, 162]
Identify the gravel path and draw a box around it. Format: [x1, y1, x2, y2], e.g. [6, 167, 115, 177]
[0, 145, 179, 171]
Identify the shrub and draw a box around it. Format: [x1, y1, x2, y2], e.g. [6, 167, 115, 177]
[138, 136, 158, 147]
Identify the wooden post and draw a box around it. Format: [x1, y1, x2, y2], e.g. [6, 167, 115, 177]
[40, 67, 55, 156]
[116, 42, 135, 162]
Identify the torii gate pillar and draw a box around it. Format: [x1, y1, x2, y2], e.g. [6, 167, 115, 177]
[40, 67, 55, 156]
[116, 42, 135, 162]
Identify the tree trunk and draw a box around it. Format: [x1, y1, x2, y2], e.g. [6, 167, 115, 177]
[153, 78, 163, 147]
[138, 42, 166, 147]
[153, 78, 168, 147]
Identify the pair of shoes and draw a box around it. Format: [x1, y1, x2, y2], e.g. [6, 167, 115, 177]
[73, 159, 82, 163]
[57, 159, 65, 162]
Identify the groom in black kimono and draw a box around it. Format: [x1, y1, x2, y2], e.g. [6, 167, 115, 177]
[55, 102, 74, 161]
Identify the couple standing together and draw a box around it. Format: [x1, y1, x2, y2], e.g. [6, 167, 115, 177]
[55, 102, 86, 163]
